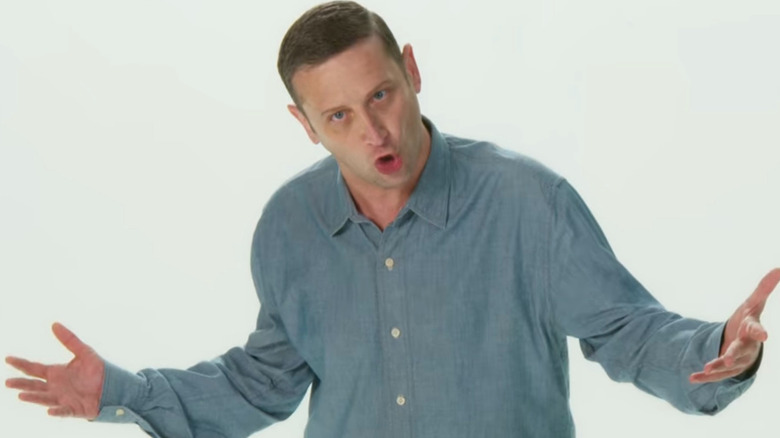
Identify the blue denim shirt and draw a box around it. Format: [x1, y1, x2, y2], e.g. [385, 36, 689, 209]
[95, 117, 756, 437]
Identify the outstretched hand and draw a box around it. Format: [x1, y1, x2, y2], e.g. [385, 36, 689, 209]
[690, 268, 779, 384]
[5, 322, 105, 419]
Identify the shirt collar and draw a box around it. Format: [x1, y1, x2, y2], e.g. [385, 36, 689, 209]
[328, 115, 451, 236]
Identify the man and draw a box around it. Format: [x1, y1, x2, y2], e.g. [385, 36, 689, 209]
[5, 1, 776, 437]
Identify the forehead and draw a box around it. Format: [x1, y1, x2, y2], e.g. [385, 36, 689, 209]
[292, 36, 404, 111]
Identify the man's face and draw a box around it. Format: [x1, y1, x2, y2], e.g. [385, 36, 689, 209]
[288, 35, 429, 195]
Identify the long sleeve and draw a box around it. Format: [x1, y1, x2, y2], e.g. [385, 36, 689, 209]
[547, 178, 757, 415]
[93, 220, 315, 437]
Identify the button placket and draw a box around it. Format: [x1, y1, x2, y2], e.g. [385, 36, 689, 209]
[377, 232, 412, 434]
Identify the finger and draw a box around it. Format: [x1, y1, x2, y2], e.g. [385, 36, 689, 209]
[703, 337, 748, 372]
[704, 355, 741, 373]
[690, 369, 716, 383]
[52, 322, 92, 357]
[690, 367, 744, 384]
[740, 318, 768, 342]
[699, 346, 758, 383]
[690, 356, 756, 383]
[703, 343, 739, 372]
[745, 267, 780, 315]
[5, 356, 49, 379]
[48, 406, 74, 417]
[703, 356, 728, 373]
[5, 378, 48, 392]
[703, 353, 757, 375]
[18, 391, 59, 407]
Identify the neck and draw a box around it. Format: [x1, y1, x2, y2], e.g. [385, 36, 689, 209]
[350, 187, 412, 231]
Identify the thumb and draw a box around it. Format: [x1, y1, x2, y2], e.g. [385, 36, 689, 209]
[52, 322, 92, 357]
[745, 268, 780, 317]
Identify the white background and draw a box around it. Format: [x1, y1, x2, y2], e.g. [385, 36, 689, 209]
[1, 0, 778, 436]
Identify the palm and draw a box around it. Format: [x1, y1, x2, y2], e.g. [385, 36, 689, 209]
[5, 323, 105, 418]
[47, 353, 104, 415]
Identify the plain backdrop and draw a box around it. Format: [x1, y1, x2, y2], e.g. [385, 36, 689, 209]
[1, 0, 778, 436]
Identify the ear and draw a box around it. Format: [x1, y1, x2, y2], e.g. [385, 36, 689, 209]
[287, 104, 320, 144]
[401, 43, 422, 93]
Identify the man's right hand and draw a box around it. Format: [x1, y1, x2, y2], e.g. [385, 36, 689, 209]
[5, 322, 105, 419]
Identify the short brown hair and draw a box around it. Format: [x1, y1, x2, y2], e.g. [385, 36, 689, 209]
[277, 1, 404, 107]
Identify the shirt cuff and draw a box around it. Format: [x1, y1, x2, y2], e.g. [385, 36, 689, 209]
[91, 361, 148, 424]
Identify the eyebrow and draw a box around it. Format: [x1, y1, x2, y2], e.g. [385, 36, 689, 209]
[319, 79, 394, 117]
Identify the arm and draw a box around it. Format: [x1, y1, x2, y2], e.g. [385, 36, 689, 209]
[6, 305, 313, 438]
[6, 223, 315, 437]
[547, 178, 766, 414]
[94, 297, 314, 437]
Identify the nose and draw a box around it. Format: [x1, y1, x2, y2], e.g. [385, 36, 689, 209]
[359, 110, 387, 147]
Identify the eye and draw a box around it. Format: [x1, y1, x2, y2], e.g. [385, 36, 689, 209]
[373, 90, 386, 101]
[331, 111, 345, 122]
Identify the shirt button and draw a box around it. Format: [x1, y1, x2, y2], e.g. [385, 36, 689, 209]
[391, 327, 401, 338]
[115, 408, 125, 417]
[396, 395, 406, 406]
[385, 258, 394, 271]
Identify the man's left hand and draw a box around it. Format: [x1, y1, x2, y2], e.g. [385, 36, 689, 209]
[690, 268, 779, 384]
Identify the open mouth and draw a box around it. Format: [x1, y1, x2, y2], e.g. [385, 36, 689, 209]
[375, 153, 402, 174]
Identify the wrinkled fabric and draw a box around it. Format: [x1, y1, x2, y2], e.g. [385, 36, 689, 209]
[95, 117, 756, 438]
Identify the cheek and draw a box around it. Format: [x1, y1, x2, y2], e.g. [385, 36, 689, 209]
[383, 97, 408, 134]
[321, 127, 353, 150]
